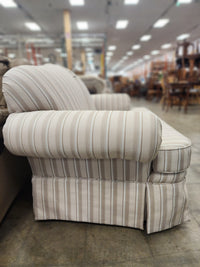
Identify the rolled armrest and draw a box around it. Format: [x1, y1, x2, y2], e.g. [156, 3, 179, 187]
[3, 110, 162, 162]
[92, 94, 131, 111]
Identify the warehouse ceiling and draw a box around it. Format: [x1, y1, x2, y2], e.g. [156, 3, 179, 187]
[0, 0, 200, 73]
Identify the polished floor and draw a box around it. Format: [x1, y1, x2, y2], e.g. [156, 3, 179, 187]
[0, 99, 200, 267]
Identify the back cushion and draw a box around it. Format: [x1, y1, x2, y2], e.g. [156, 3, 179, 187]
[2, 64, 95, 113]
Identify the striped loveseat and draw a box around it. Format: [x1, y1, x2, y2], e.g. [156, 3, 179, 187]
[2, 64, 191, 233]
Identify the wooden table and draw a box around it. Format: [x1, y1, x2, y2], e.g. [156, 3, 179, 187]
[170, 82, 200, 113]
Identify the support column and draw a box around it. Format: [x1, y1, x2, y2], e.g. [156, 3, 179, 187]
[81, 50, 86, 74]
[63, 10, 72, 70]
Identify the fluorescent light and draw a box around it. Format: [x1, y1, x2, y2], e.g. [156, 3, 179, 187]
[0, 0, 17, 7]
[116, 20, 129, 29]
[161, 43, 172, 49]
[127, 51, 133, 56]
[177, 0, 192, 4]
[8, 53, 15, 58]
[154, 19, 169, 28]
[151, 50, 160, 55]
[132, 44, 141, 50]
[69, 0, 84, 6]
[77, 21, 88, 30]
[55, 48, 62, 53]
[107, 52, 113, 56]
[144, 55, 150, 60]
[177, 33, 190, 40]
[140, 35, 151, 41]
[108, 45, 116, 51]
[25, 22, 41, 31]
[124, 0, 139, 4]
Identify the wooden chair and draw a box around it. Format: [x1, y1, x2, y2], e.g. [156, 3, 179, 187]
[160, 75, 183, 112]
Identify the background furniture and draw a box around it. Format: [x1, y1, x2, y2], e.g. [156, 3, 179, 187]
[2, 64, 192, 234]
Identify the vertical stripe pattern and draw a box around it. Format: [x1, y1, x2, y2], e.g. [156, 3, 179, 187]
[3, 110, 162, 162]
[2, 64, 95, 113]
[32, 176, 145, 230]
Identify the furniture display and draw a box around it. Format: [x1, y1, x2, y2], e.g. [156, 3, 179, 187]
[2, 64, 192, 234]
[169, 81, 200, 113]
[146, 61, 166, 101]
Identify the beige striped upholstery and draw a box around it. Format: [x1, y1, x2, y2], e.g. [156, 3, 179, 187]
[29, 158, 151, 183]
[3, 110, 162, 163]
[32, 177, 145, 229]
[3, 64, 95, 113]
[153, 121, 191, 173]
[92, 94, 131, 111]
[80, 75, 105, 94]
[2, 64, 192, 234]
[146, 180, 189, 234]
[149, 171, 186, 183]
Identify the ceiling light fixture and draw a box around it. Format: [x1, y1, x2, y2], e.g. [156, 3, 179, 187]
[116, 20, 129, 29]
[25, 22, 41, 31]
[177, 33, 190, 40]
[161, 43, 172, 49]
[144, 55, 150, 60]
[0, 0, 17, 8]
[77, 21, 88, 30]
[69, 0, 85, 6]
[108, 45, 116, 51]
[177, 0, 192, 4]
[132, 44, 141, 50]
[154, 18, 169, 28]
[151, 50, 160, 55]
[127, 51, 133, 56]
[140, 35, 152, 41]
[124, 0, 139, 4]
[107, 52, 113, 56]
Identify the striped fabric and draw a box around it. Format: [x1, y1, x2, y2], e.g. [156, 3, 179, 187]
[2, 65, 192, 233]
[149, 171, 186, 183]
[146, 179, 189, 234]
[32, 177, 145, 230]
[3, 110, 162, 162]
[2, 64, 95, 113]
[29, 158, 151, 183]
[79, 75, 106, 94]
[153, 121, 191, 173]
[92, 94, 131, 111]
[133, 108, 192, 173]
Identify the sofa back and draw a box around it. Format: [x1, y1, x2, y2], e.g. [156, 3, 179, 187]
[2, 64, 95, 113]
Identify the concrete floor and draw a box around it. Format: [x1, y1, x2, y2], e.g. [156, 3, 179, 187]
[0, 99, 200, 267]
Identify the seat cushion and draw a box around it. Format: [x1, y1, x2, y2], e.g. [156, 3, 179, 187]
[132, 107, 191, 173]
[153, 121, 191, 173]
[3, 64, 95, 113]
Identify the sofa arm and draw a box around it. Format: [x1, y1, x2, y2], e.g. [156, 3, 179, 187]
[92, 94, 131, 111]
[3, 110, 162, 162]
